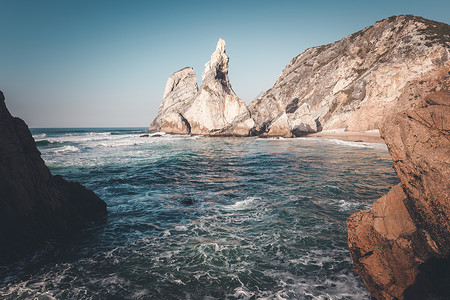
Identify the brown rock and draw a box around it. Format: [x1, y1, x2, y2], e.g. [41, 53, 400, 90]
[347, 184, 419, 299]
[0, 91, 107, 265]
[347, 90, 450, 299]
[380, 91, 450, 254]
[267, 112, 293, 137]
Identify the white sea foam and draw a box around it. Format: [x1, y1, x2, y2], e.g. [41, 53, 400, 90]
[226, 197, 259, 210]
[149, 132, 166, 137]
[317, 138, 389, 150]
[335, 199, 370, 211]
[32, 133, 47, 139]
[174, 225, 188, 231]
[49, 145, 81, 154]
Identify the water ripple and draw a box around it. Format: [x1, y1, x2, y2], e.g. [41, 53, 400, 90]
[0, 129, 399, 299]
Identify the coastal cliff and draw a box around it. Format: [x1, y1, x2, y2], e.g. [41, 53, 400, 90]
[150, 39, 254, 136]
[347, 87, 450, 299]
[0, 91, 107, 265]
[151, 16, 449, 138]
[249, 15, 450, 137]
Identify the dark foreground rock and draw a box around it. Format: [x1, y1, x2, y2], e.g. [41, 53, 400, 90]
[347, 91, 450, 299]
[0, 91, 107, 265]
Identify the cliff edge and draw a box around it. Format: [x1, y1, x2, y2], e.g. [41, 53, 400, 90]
[0, 91, 107, 265]
[347, 86, 450, 299]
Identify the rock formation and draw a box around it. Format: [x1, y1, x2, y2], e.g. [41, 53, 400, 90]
[347, 86, 450, 299]
[149, 67, 198, 134]
[0, 91, 107, 265]
[249, 15, 450, 137]
[150, 39, 254, 136]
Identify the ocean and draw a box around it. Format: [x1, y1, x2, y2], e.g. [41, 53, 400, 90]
[0, 128, 399, 299]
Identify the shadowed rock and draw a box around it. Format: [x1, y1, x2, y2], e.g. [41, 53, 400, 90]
[0, 91, 107, 265]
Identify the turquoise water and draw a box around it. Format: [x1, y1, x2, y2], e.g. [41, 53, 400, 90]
[0, 128, 398, 299]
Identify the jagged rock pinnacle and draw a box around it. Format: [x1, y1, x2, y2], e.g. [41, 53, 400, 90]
[150, 38, 255, 136]
[201, 38, 232, 91]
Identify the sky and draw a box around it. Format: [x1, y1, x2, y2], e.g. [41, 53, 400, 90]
[1, 0, 449, 128]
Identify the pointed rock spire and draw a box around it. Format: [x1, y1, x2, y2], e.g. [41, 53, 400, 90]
[150, 39, 255, 136]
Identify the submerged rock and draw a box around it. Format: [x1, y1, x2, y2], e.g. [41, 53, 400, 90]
[0, 91, 107, 265]
[249, 15, 450, 136]
[347, 90, 450, 299]
[150, 39, 254, 136]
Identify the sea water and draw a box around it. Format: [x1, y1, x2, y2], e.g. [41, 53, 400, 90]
[0, 128, 399, 299]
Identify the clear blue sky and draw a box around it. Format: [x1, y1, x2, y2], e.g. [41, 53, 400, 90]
[1, 0, 449, 127]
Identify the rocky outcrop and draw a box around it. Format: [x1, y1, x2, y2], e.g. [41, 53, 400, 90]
[0, 91, 107, 265]
[150, 39, 254, 136]
[249, 15, 450, 136]
[347, 90, 450, 299]
[149, 67, 198, 134]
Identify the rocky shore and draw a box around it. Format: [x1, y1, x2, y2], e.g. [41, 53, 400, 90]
[148, 14, 450, 299]
[347, 91, 450, 299]
[0, 91, 107, 265]
[150, 15, 449, 139]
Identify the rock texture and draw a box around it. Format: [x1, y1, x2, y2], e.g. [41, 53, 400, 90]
[150, 39, 254, 136]
[0, 91, 107, 265]
[149, 67, 198, 134]
[347, 89, 450, 299]
[249, 15, 450, 136]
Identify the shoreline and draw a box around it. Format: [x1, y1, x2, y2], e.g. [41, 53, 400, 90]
[145, 130, 385, 144]
[305, 131, 384, 144]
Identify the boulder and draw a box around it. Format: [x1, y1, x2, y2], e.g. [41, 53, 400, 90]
[266, 113, 292, 137]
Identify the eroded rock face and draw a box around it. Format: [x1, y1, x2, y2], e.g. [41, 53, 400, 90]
[249, 15, 450, 135]
[0, 91, 107, 265]
[347, 90, 450, 299]
[150, 39, 254, 136]
[149, 67, 198, 134]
